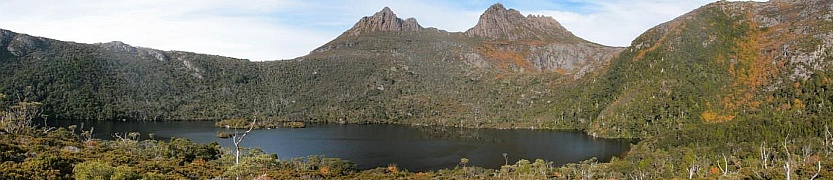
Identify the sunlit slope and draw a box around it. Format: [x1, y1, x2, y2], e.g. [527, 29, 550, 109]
[568, 0, 833, 139]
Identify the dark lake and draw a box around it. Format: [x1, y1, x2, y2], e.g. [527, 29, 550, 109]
[46, 120, 633, 171]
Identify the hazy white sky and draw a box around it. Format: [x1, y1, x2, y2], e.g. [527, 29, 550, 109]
[0, 0, 765, 61]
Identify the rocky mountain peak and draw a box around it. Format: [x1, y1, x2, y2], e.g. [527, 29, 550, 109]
[343, 7, 422, 37]
[98, 41, 138, 53]
[465, 3, 579, 42]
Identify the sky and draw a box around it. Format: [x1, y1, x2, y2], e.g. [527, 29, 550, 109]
[0, 0, 765, 61]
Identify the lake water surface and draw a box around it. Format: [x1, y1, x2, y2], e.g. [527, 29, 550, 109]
[48, 120, 632, 171]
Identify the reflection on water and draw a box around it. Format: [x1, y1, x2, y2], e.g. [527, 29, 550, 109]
[46, 119, 633, 171]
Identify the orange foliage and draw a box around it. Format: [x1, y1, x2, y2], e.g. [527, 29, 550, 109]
[709, 166, 721, 175]
[793, 98, 806, 111]
[701, 111, 718, 122]
[387, 164, 399, 174]
[192, 158, 206, 166]
[701, 103, 735, 123]
[719, 11, 786, 116]
[319, 166, 330, 175]
[477, 42, 537, 73]
[811, 155, 822, 162]
[555, 68, 567, 75]
[701, 110, 735, 123]
[551, 172, 563, 178]
[83, 140, 100, 147]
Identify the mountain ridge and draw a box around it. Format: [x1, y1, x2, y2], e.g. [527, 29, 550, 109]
[314, 4, 622, 74]
[343, 7, 423, 37]
[465, 3, 581, 43]
[0, 3, 624, 129]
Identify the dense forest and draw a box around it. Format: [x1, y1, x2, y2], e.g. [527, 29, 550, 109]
[3, 0, 833, 179]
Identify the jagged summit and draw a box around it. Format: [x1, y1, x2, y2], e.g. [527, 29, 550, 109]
[465, 3, 580, 42]
[343, 7, 422, 37]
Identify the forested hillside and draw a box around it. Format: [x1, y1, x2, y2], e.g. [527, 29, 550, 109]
[0, 4, 620, 130]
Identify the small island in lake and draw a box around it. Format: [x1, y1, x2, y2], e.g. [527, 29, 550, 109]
[214, 118, 306, 129]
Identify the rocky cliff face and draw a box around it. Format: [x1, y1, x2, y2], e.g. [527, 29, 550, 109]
[527, 43, 621, 77]
[316, 4, 622, 76]
[465, 3, 578, 42]
[461, 3, 623, 75]
[344, 7, 422, 37]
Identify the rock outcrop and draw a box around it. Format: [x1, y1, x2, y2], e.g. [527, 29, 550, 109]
[465, 3, 579, 42]
[462, 3, 623, 75]
[7, 33, 45, 57]
[98, 41, 138, 53]
[344, 7, 422, 37]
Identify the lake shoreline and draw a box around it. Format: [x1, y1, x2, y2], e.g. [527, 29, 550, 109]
[44, 119, 634, 172]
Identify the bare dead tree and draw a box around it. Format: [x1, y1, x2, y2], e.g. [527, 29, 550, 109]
[687, 165, 698, 179]
[717, 154, 730, 175]
[80, 127, 95, 143]
[232, 117, 257, 165]
[783, 137, 792, 180]
[2, 102, 43, 134]
[803, 144, 814, 163]
[810, 161, 821, 180]
[503, 153, 509, 166]
[687, 156, 699, 179]
[760, 142, 770, 169]
[826, 126, 832, 156]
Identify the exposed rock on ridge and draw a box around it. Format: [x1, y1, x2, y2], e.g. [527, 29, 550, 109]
[344, 7, 422, 37]
[317, 4, 624, 76]
[0, 29, 49, 57]
[460, 3, 623, 75]
[465, 3, 579, 42]
[6, 33, 46, 57]
[98, 41, 138, 53]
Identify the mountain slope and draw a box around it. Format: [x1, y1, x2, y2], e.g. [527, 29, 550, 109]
[580, 1, 833, 178]
[465, 3, 581, 43]
[0, 5, 621, 128]
[0, 30, 260, 120]
[463, 4, 623, 74]
[562, 0, 833, 138]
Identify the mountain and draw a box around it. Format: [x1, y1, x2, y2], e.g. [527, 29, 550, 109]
[0, 29, 259, 120]
[0, 5, 620, 128]
[464, 3, 622, 74]
[581, 1, 833, 179]
[343, 7, 422, 37]
[465, 3, 579, 42]
[570, 0, 833, 138]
